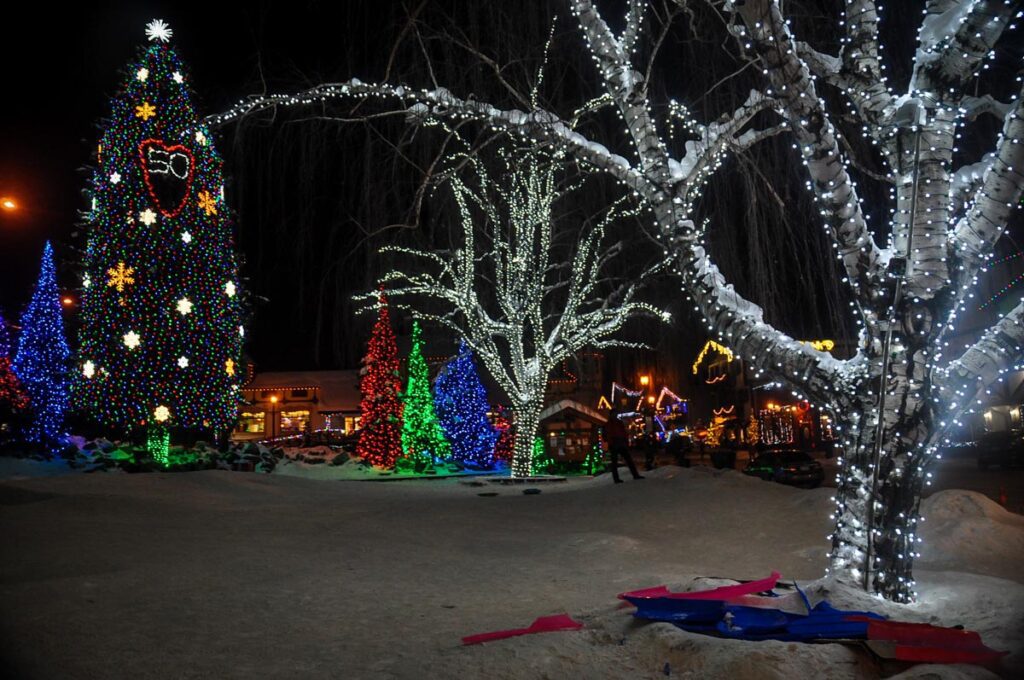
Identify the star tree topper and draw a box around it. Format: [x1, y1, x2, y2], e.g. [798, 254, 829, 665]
[145, 19, 173, 43]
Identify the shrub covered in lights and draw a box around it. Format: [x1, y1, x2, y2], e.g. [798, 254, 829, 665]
[12, 243, 70, 450]
[75, 21, 244, 453]
[0, 311, 30, 440]
[433, 341, 497, 467]
[400, 321, 451, 465]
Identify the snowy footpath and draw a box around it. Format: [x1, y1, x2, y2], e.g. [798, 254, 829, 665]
[0, 465, 1020, 679]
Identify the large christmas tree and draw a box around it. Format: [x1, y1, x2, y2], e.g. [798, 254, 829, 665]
[400, 321, 450, 465]
[75, 20, 243, 454]
[433, 341, 497, 468]
[356, 295, 403, 468]
[13, 242, 70, 450]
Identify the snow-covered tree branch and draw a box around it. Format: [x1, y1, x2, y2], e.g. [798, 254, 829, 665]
[211, 0, 1024, 600]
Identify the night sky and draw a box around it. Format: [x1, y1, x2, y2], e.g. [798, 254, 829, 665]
[2, 1, 1021, 386]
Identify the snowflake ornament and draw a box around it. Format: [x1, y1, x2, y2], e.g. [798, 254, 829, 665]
[136, 68, 149, 82]
[172, 71, 184, 84]
[181, 231, 192, 244]
[195, 130, 207, 145]
[153, 405, 171, 423]
[145, 19, 173, 43]
[123, 331, 141, 349]
[106, 261, 135, 292]
[178, 356, 189, 368]
[135, 102, 156, 121]
[197, 190, 217, 216]
[176, 297, 193, 315]
[224, 281, 236, 298]
[139, 209, 157, 226]
[109, 171, 121, 184]
[83, 361, 96, 379]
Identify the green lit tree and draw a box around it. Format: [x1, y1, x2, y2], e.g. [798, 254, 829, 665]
[75, 21, 244, 463]
[400, 322, 451, 465]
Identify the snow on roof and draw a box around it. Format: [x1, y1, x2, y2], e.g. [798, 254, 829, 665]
[243, 370, 361, 411]
[539, 399, 607, 424]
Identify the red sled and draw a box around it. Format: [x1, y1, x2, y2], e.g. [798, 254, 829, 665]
[461, 614, 584, 646]
[853, 618, 1008, 665]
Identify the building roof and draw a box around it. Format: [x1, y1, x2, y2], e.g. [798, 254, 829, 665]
[539, 399, 607, 425]
[242, 370, 361, 412]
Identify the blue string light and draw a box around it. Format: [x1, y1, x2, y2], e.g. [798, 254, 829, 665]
[13, 242, 70, 451]
[433, 341, 498, 467]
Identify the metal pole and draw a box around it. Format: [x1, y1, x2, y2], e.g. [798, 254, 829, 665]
[863, 122, 923, 591]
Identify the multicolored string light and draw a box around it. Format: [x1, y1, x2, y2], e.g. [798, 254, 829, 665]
[75, 21, 244, 447]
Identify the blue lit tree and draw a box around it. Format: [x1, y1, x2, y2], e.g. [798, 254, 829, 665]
[13, 242, 70, 451]
[433, 341, 497, 468]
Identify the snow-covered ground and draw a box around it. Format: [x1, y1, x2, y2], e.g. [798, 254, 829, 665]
[0, 465, 1020, 679]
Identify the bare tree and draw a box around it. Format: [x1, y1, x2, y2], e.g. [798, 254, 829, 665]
[209, 0, 1024, 600]
[365, 149, 668, 477]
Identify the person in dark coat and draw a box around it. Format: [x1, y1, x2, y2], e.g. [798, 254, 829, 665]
[605, 407, 643, 483]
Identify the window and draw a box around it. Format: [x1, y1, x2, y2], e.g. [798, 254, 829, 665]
[280, 410, 310, 434]
[237, 411, 265, 434]
[325, 414, 359, 432]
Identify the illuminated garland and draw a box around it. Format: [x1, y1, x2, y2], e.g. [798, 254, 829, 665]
[433, 341, 498, 467]
[977, 269, 1024, 310]
[75, 21, 243, 443]
[691, 340, 734, 374]
[355, 295, 403, 468]
[400, 321, 451, 464]
[13, 242, 70, 450]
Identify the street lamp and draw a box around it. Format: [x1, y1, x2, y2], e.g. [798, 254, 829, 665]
[1, 197, 16, 211]
[269, 394, 278, 440]
[639, 374, 650, 387]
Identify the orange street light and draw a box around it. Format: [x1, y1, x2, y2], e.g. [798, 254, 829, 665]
[639, 374, 650, 387]
[62, 296, 74, 306]
[1, 197, 17, 211]
[269, 395, 278, 404]
[647, 395, 655, 404]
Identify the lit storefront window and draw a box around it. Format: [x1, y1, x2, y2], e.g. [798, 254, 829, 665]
[237, 411, 265, 434]
[280, 410, 310, 434]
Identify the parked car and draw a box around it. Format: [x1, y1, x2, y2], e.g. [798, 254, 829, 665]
[743, 449, 823, 488]
[974, 430, 1024, 470]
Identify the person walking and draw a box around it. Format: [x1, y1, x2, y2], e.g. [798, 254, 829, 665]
[605, 407, 643, 483]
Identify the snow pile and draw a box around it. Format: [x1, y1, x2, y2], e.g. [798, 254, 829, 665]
[0, 465, 1020, 678]
[918, 490, 1024, 582]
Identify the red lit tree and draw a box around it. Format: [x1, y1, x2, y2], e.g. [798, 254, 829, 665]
[0, 312, 30, 425]
[356, 294, 403, 468]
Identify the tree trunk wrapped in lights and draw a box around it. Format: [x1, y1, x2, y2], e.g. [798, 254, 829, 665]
[210, 0, 1024, 599]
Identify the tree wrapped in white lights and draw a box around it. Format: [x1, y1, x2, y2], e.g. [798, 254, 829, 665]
[210, 1, 1024, 600]
[371, 150, 668, 477]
